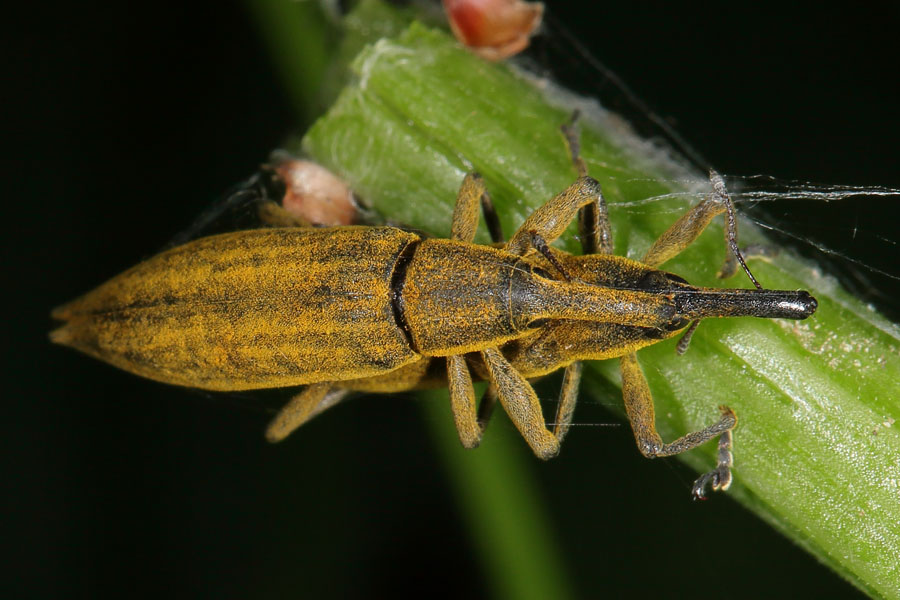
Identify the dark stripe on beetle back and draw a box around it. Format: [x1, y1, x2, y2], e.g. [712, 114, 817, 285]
[390, 239, 421, 353]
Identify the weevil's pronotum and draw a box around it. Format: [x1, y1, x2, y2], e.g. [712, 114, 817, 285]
[51, 123, 817, 498]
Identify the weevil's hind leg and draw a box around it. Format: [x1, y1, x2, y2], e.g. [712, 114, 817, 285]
[451, 173, 504, 244]
[482, 347, 560, 459]
[553, 361, 582, 443]
[620, 352, 737, 498]
[265, 383, 349, 443]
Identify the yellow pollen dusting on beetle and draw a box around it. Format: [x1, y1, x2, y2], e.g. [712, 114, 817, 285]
[50, 123, 817, 499]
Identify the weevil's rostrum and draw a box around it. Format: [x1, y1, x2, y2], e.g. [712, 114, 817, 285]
[51, 130, 817, 498]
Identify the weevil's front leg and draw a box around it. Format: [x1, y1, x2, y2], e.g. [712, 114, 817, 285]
[265, 383, 349, 442]
[643, 171, 766, 288]
[641, 192, 726, 268]
[620, 352, 737, 498]
[482, 347, 560, 459]
[504, 177, 605, 257]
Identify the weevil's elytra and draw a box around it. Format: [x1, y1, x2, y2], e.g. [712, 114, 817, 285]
[51, 124, 818, 498]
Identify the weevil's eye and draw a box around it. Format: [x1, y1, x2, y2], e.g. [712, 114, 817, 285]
[526, 318, 549, 329]
[665, 273, 688, 285]
[636, 270, 669, 290]
[532, 266, 553, 280]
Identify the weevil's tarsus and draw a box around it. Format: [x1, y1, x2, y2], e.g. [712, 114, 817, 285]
[621, 353, 737, 495]
[266, 383, 349, 443]
[675, 319, 701, 355]
[560, 110, 588, 178]
[482, 346, 560, 459]
[452, 172, 505, 243]
[691, 413, 736, 500]
[553, 361, 582, 443]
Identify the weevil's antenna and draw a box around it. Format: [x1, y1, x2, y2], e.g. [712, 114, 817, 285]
[710, 170, 764, 290]
[675, 319, 701, 355]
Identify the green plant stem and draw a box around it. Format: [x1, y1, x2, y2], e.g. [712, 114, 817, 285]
[299, 21, 900, 599]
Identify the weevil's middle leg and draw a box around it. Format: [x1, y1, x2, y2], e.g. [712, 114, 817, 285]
[265, 383, 349, 443]
[620, 352, 737, 497]
[482, 346, 560, 459]
[552, 361, 582, 443]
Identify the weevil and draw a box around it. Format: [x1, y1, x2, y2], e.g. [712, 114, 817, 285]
[50, 123, 817, 498]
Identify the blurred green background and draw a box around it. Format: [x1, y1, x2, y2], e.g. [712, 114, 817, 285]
[8, 1, 899, 598]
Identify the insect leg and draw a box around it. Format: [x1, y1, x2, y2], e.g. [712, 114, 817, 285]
[504, 177, 605, 256]
[561, 114, 613, 255]
[481, 347, 560, 459]
[448, 354, 484, 448]
[552, 361, 582, 443]
[641, 192, 725, 268]
[477, 384, 499, 431]
[620, 352, 737, 498]
[451, 173, 504, 243]
[265, 383, 348, 442]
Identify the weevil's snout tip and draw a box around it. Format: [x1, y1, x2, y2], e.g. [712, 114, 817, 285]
[793, 291, 818, 319]
[803, 292, 818, 316]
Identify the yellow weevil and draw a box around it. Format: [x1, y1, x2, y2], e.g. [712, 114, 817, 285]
[50, 125, 817, 498]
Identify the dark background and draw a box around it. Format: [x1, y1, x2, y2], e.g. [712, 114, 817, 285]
[7, 1, 898, 598]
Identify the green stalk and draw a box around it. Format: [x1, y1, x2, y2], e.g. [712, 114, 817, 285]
[299, 19, 900, 599]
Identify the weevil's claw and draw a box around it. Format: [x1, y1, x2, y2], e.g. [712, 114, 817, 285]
[691, 465, 733, 501]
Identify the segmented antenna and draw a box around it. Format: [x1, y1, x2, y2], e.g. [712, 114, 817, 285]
[710, 170, 763, 290]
